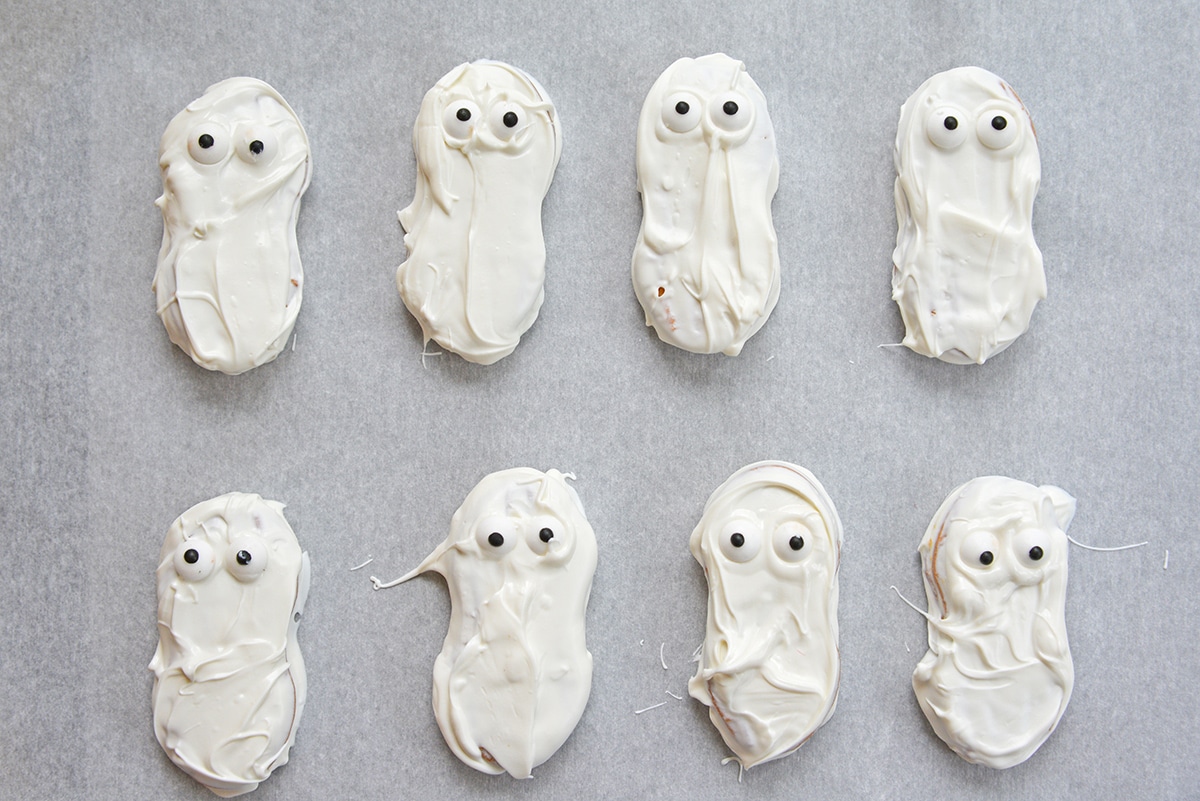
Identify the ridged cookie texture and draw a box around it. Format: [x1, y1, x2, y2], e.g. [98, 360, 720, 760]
[372, 468, 595, 777]
[150, 492, 310, 797]
[632, 54, 780, 356]
[153, 77, 311, 375]
[892, 67, 1044, 365]
[397, 61, 561, 365]
[913, 477, 1075, 768]
[688, 461, 841, 768]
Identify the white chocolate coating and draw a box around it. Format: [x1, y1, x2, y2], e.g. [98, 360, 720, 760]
[688, 461, 841, 768]
[632, 54, 780, 356]
[913, 477, 1075, 768]
[893, 67, 1044, 365]
[153, 77, 311, 375]
[150, 492, 310, 797]
[397, 61, 561, 365]
[372, 468, 595, 777]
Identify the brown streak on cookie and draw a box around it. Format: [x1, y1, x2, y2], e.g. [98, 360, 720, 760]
[928, 518, 949, 618]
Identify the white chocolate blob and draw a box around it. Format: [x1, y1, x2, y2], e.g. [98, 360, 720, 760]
[371, 468, 595, 777]
[632, 54, 781, 356]
[913, 477, 1075, 768]
[153, 78, 311, 375]
[150, 492, 310, 797]
[893, 67, 1044, 365]
[688, 461, 841, 768]
[397, 61, 561, 365]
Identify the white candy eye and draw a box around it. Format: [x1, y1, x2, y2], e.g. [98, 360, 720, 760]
[717, 517, 762, 563]
[772, 520, 813, 563]
[1012, 528, 1051, 567]
[173, 538, 216, 581]
[235, 125, 278, 165]
[489, 102, 526, 140]
[661, 92, 702, 133]
[708, 92, 752, 132]
[475, 515, 518, 557]
[959, 530, 1001, 569]
[976, 109, 1020, 150]
[442, 99, 482, 142]
[226, 534, 270, 582]
[526, 516, 565, 556]
[187, 122, 229, 164]
[925, 107, 968, 150]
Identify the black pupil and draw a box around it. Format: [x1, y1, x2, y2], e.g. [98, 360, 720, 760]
[789, 535, 804, 551]
[675, 100, 690, 115]
[198, 133, 214, 149]
[992, 115, 1007, 130]
[730, 532, 745, 548]
[488, 531, 504, 547]
[979, 550, 994, 566]
[1029, 546, 1044, 561]
[236, 550, 252, 566]
[723, 100, 738, 115]
[249, 140, 264, 155]
[183, 548, 199, 564]
[456, 107, 472, 122]
[539, 527, 554, 543]
[943, 116, 958, 131]
[503, 111, 519, 128]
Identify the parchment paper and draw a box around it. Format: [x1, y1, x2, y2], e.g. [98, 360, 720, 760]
[1, 1, 1196, 798]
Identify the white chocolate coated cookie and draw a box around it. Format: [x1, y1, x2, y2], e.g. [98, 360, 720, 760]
[893, 67, 1044, 364]
[397, 61, 561, 365]
[913, 477, 1075, 768]
[688, 461, 841, 768]
[153, 78, 311, 375]
[150, 492, 310, 797]
[632, 54, 780, 356]
[372, 468, 595, 777]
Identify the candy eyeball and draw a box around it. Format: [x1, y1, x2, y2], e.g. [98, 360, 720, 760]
[708, 92, 752, 132]
[925, 106, 968, 149]
[226, 534, 270, 582]
[235, 124, 278, 165]
[525, 515, 567, 556]
[475, 516, 519, 557]
[661, 92, 702, 133]
[442, 99, 482, 143]
[173, 538, 217, 581]
[976, 108, 1020, 150]
[489, 102, 526, 140]
[187, 122, 230, 165]
[1012, 527, 1050, 568]
[717, 517, 762, 563]
[959, 529, 1001, 569]
[772, 520, 813, 563]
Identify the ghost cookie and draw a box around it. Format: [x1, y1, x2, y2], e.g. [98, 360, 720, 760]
[150, 492, 310, 796]
[912, 477, 1075, 768]
[632, 54, 780, 356]
[371, 468, 596, 777]
[153, 77, 311, 375]
[688, 461, 841, 768]
[892, 67, 1044, 364]
[396, 61, 561, 365]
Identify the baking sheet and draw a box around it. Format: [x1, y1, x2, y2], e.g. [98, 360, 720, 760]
[1, 1, 1196, 798]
